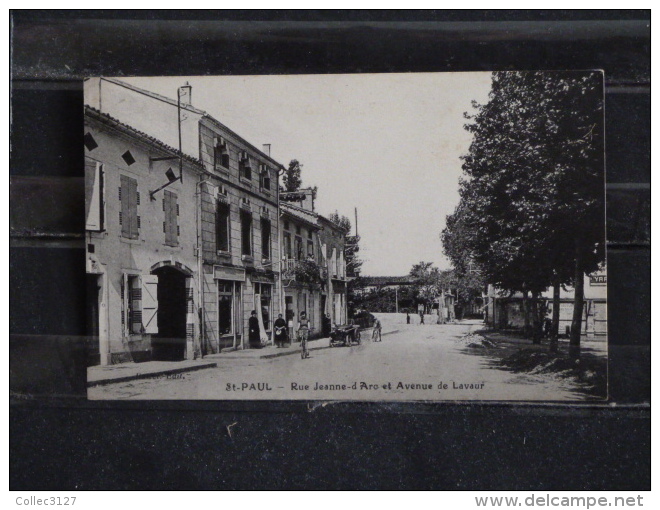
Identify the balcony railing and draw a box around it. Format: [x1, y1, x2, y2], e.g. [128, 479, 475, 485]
[282, 258, 325, 286]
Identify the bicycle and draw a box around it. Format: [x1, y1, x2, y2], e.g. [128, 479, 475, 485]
[298, 327, 310, 359]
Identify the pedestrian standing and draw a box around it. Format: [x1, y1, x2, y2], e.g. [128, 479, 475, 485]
[406, 312, 411, 325]
[248, 310, 263, 349]
[274, 313, 287, 348]
[419, 310, 425, 325]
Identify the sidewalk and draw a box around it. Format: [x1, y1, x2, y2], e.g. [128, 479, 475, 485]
[206, 329, 376, 360]
[87, 326, 394, 386]
[87, 359, 217, 387]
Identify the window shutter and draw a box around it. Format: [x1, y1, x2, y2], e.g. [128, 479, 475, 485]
[164, 190, 172, 244]
[129, 178, 139, 238]
[170, 193, 178, 242]
[121, 274, 127, 334]
[120, 175, 131, 237]
[339, 249, 345, 278]
[85, 160, 103, 231]
[164, 191, 178, 245]
[141, 275, 159, 334]
[130, 276, 142, 334]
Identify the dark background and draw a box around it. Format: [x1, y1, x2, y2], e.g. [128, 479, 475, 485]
[10, 10, 650, 490]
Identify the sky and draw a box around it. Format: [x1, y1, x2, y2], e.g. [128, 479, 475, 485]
[123, 73, 493, 276]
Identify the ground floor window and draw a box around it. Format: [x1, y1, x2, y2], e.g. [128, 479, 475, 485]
[121, 274, 142, 335]
[255, 283, 272, 330]
[217, 280, 235, 335]
[297, 292, 307, 322]
[285, 295, 294, 322]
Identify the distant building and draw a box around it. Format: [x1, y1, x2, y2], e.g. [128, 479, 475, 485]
[357, 275, 416, 295]
[280, 188, 350, 330]
[484, 269, 607, 337]
[317, 214, 349, 326]
[280, 202, 324, 337]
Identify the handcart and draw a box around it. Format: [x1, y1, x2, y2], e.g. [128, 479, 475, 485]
[329, 324, 361, 347]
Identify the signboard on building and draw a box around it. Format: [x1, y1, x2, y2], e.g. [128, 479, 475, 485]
[589, 274, 607, 286]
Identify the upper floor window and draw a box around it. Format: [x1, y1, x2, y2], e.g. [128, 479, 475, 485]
[283, 232, 292, 259]
[163, 190, 179, 246]
[214, 137, 229, 169]
[260, 164, 271, 192]
[241, 210, 252, 256]
[239, 151, 252, 181]
[119, 174, 139, 239]
[261, 218, 271, 260]
[216, 201, 230, 253]
[307, 239, 314, 260]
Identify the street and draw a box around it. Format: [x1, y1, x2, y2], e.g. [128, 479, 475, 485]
[89, 314, 601, 401]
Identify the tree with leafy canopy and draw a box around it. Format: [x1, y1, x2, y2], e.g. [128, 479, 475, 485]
[283, 159, 303, 192]
[409, 261, 441, 312]
[437, 268, 486, 320]
[327, 211, 351, 232]
[443, 71, 605, 352]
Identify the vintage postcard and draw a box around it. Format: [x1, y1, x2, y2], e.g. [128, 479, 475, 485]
[84, 72, 607, 401]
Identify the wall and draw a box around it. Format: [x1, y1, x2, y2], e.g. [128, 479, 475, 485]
[318, 217, 348, 325]
[197, 118, 281, 350]
[280, 210, 323, 337]
[84, 114, 202, 364]
[86, 78, 203, 161]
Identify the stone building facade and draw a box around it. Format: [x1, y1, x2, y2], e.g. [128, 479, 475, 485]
[280, 202, 324, 338]
[84, 106, 204, 365]
[197, 116, 284, 352]
[317, 214, 349, 327]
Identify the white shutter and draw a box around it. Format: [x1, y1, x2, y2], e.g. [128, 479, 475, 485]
[141, 274, 159, 334]
[85, 161, 102, 230]
[320, 243, 327, 265]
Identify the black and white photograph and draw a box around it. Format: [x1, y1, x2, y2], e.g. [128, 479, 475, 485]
[84, 71, 607, 401]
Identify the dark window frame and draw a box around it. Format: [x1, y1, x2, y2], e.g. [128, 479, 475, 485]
[216, 201, 230, 253]
[261, 218, 271, 260]
[240, 210, 253, 256]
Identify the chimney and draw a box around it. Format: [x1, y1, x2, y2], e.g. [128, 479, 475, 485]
[262, 144, 271, 157]
[179, 82, 192, 107]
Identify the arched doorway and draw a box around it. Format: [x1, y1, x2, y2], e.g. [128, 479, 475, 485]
[151, 265, 188, 361]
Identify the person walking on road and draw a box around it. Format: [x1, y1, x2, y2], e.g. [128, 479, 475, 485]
[298, 311, 310, 358]
[372, 317, 382, 342]
[419, 310, 425, 325]
[406, 312, 411, 324]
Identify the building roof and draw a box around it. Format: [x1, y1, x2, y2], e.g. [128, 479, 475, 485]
[202, 114, 286, 170]
[100, 77, 286, 170]
[280, 202, 320, 230]
[361, 275, 416, 286]
[317, 214, 350, 234]
[101, 77, 207, 115]
[84, 105, 205, 168]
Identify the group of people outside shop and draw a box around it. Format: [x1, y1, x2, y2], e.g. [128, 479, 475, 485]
[248, 310, 315, 349]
